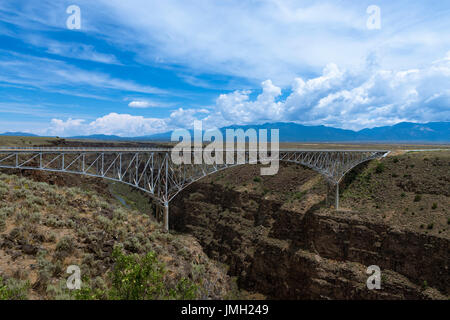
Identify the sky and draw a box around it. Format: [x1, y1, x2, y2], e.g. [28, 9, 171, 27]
[0, 0, 449, 137]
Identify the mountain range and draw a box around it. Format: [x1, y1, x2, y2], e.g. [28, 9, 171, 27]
[1, 122, 449, 143]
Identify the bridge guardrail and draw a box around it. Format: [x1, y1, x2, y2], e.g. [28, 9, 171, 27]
[0, 146, 393, 152]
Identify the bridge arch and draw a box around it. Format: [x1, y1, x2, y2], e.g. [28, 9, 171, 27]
[0, 147, 389, 231]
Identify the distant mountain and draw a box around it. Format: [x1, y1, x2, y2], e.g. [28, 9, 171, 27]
[2, 122, 449, 143]
[0, 132, 38, 137]
[143, 121, 450, 143]
[355, 122, 450, 142]
[68, 134, 125, 141]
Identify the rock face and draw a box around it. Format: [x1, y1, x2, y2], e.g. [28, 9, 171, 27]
[171, 183, 449, 300]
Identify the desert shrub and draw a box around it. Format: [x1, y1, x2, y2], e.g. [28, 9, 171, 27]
[56, 236, 75, 257]
[0, 277, 30, 300]
[74, 277, 108, 300]
[414, 194, 422, 202]
[400, 192, 406, 198]
[15, 210, 31, 223]
[392, 158, 399, 163]
[0, 206, 14, 218]
[190, 262, 206, 282]
[97, 200, 111, 210]
[123, 236, 143, 253]
[47, 192, 66, 206]
[96, 215, 114, 233]
[188, 192, 204, 201]
[0, 185, 8, 200]
[30, 212, 42, 224]
[0, 214, 6, 232]
[46, 232, 57, 243]
[108, 246, 197, 300]
[431, 203, 438, 210]
[36, 251, 58, 286]
[253, 176, 261, 183]
[24, 195, 44, 208]
[293, 191, 307, 201]
[11, 188, 29, 200]
[44, 214, 66, 228]
[46, 280, 74, 300]
[66, 218, 76, 228]
[375, 162, 385, 174]
[112, 207, 128, 221]
[427, 223, 434, 230]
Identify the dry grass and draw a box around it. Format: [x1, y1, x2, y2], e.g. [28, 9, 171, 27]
[0, 172, 233, 300]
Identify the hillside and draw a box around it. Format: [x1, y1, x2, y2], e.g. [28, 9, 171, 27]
[0, 172, 235, 300]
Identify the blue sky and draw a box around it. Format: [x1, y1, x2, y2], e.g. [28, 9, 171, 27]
[0, 0, 449, 136]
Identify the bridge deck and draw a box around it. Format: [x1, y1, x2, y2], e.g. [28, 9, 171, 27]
[0, 146, 391, 231]
[0, 147, 390, 153]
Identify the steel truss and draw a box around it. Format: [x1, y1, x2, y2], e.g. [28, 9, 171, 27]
[0, 147, 389, 231]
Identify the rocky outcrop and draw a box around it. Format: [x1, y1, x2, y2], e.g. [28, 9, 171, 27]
[171, 183, 449, 299]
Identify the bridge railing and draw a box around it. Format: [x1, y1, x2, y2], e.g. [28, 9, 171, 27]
[0, 146, 391, 152]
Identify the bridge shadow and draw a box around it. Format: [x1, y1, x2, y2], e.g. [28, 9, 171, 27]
[339, 161, 371, 190]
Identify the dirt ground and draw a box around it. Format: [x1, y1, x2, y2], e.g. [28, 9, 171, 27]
[201, 150, 450, 237]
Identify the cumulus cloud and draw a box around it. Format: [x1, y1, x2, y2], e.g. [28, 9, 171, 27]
[47, 109, 211, 137]
[46, 52, 450, 135]
[213, 55, 450, 130]
[47, 113, 166, 137]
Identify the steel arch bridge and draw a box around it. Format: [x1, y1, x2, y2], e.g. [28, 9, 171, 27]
[0, 147, 389, 231]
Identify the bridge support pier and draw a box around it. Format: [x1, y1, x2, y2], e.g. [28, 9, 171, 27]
[335, 183, 339, 211]
[163, 202, 169, 232]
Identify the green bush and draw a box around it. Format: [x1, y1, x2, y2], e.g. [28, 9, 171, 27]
[293, 191, 307, 201]
[414, 194, 422, 202]
[431, 203, 438, 210]
[0, 277, 30, 300]
[253, 176, 261, 183]
[108, 246, 197, 300]
[375, 162, 385, 174]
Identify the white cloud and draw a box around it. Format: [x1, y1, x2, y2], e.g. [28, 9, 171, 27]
[46, 52, 450, 135]
[128, 100, 151, 108]
[127, 100, 173, 108]
[49, 118, 86, 136]
[45, 42, 121, 65]
[63, 0, 450, 85]
[211, 55, 450, 130]
[47, 113, 167, 137]
[47, 109, 211, 137]
[0, 51, 165, 96]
